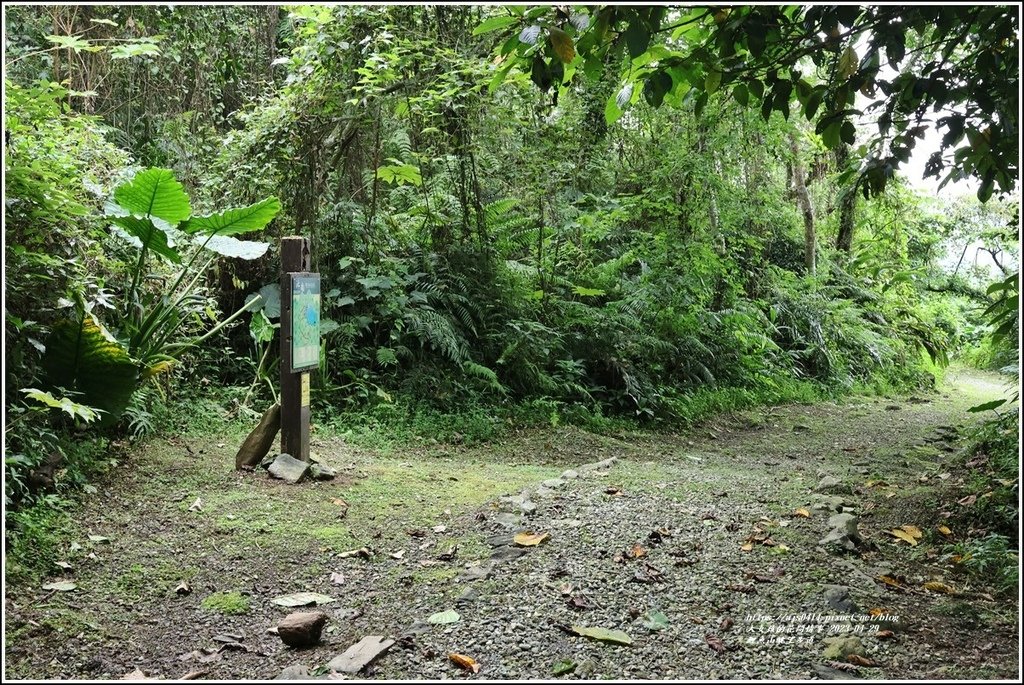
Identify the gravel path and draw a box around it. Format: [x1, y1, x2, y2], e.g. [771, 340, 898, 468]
[4, 369, 1018, 680]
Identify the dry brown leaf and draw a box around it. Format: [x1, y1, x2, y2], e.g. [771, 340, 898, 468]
[889, 528, 919, 546]
[846, 654, 879, 667]
[937, 524, 953, 537]
[448, 653, 481, 674]
[958, 494, 977, 506]
[876, 574, 904, 588]
[704, 632, 726, 653]
[825, 660, 860, 672]
[628, 544, 647, 560]
[922, 581, 957, 594]
[876, 630, 896, 639]
[793, 508, 811, 518]
[604, 486, 623, 497]
[740, 542, 754, 552]
[513, 531, 549, 547]
[899, 524, 923, 539]
[720, 617, 734, 631]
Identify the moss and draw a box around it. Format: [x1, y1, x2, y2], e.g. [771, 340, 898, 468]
[201, 591, 250, 615]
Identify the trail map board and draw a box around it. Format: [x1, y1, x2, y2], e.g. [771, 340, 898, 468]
[290, 273, 320, 372]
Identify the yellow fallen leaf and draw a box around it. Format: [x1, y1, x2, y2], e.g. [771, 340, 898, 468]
[514, 531, 550, 547]
[899, 524, 923, 539]
[740, 542, 753, 552]
[889, 528, 918, 546]
[876, 574, 904, 588]
[628, 543, 647, 559]
[937, 525, 952, 537]
[922, 581, 957, 594]
[449, 653, 481, 673]
[794, 508, 811, 518]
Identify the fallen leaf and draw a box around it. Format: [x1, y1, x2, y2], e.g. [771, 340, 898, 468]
[720, 617, 734, 631]
[958, 494, 977, 506]
[55, 561, 73, 571]
[627, 544, 647, 560]
[42, 581, 77, 592]
[337, 547, 372, 559]
[180, 670, 207, 680]
[899, 524, 923, 539]
[390, 550, 406, 560]
[846, 654, 879, 667]
[642, 610, 670, 631]
[604, 487, 623, 496]
[432, 524, 447, 533]
[725, 583, 755, 594]
[330, 572, 345, 585]
[572, 625, 632, 645]
[427, 609, 460, 624]
[704, 632, 726, 653]
[271, 592, 337, 607]
[88, 535, 109, 544]
[188, 497, 203, 512]
[552, 659, 576, 676]
[175, 581, 191, 595]
[825, 660, 860, 672]
[513, 531, 550, 547]
[876, 630, 896, 639]
[449, 653, 481, 673]
[876, 575, 904, 589]
[922, 581, 957, 594]
[740, 542, 754, 552]
[793, 508, 811, 518]
[937, 525, 953, 537]
[69, 541, 83, 552]
[889, 528, 919, 546]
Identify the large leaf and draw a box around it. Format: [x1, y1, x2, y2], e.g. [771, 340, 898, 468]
[197, 234, 271, 260]
[113, 168, 191, 224]
[43, 313, 138, 424]
[181, 197, 281, 236]
[110, 215, 181, 263]
[571, 626, 633, 645]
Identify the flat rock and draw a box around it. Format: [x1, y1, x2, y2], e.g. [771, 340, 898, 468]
[275, 664, 311, 680]
[328, 635, 395, 674]
[455, 588, 479, 606]
[458, 562, 492, 582]
[819, 513, 861, 551]
[490, 513, 520, 529]
[268, 454, 310, 484]
[560, 469, 579, 480]
[815, 476, 850, 494]
[824, 585, 858, 613]
[810, 494, 846, 512]
[520, 500, 537, 515]
[484, 534, 515, 547]
[309, 463, 336, 481]
[542, 478, 565, 489]
[490, 546, 527, 563]
[277, 611, 327, 648]
[822, 636, 867, 660]
[812, 664, 859, 680]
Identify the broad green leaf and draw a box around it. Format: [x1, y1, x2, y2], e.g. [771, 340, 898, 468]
[642, 610, 670, 631]
[198, 234, 270, 260]
[250, 310, 275, 344]
[838, 46, 858, 79]
[623, 19, 649, 59]
[427, 609, 461, 624]
[572, 625, 632, 645]
[109, 42, 161, 59]
[46, 35, 92, 52]
[271, 592, 337, 607]
[552, 660, 576, 676]
[519, 25, 541, 45]
[375, 164, 422, 187]
[20, 388, 103, 424]
[473, 15, 518, 35]
[968, 399, 1008, 413]
[181, 197, 281, 236]
[705, 70, 722, 95]
[114, 168, 191, 223]
[572, 285, 605, 297]
[732, 83, 749, 106]
[43, 313, 138, 425]
[110, 215, 182, 263]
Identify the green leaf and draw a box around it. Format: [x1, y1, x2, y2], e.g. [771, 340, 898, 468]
[46, 34, 92, 52]
[427, 609, 461, 624]
[43, 312, 138, 425]
[271, 592, 337, 607]
[840, 120, 857, 145]
[623, 19, 650, 59]
[705, 70, 722, 95]
[519, 25, 542, 45]
[374, 164, 422, 187]
[181, 196, 280, 236]
[110, 215, 182, 263]
[109, 42, 160, 59]
[113, 168, 191, 224]
[20, 388, 103, 423]
[821, 121, 842, 149]
[572, 625, 633, 645]
[473, 15, 519, 35]
[838, 46, 858, 79]
[572, 285, 605, 297]
[549, 27, 576, 63]
[552, 660, 577, 676]
[642, 610, 670, 631]
[250, 310, 275, 344]
[968, 399, 1008, 413]
[197, 234, 271, 260]
[732, 83, 749, 106]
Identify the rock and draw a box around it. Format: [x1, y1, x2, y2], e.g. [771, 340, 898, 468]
[458, 562, 492, 582]
[328, 636, 395, 674]
[560, 469, 579, 480]
[812, 664, 859, 680]
[455, 588, 479, 606]
[520, 500, 537, 515]
[824, 585, 858, 613]
[277, 611, 327, 648]
[400, 621, 432, 637]
[821, 636, 867, 660]
[490, 513, 520, 529]
[259, 452, 277, 470]
[235, 403, 281, 469]
[484, 534, 515, 547]
[819, 513, 861, 551]
[810, 494, 846, 512]
[542, 478, 565, 489]
[275, 665, 311, 680]
[576, 659, 597, 677]
[309, 463, 336, 481]
[268, 453, 310, 484]
[490, 546, 527, 563]
[534, 486, 554, 498]
[815, 476, 850, 494]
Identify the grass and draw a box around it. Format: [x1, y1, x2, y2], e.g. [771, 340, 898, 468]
[201, 590, 251, 615]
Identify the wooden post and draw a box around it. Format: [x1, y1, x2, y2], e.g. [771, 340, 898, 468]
[280, 236, 312, 461]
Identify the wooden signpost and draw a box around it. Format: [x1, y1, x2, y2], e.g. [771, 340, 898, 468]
[280, 236, 318, 461]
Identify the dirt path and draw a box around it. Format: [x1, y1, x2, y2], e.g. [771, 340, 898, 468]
[4, 369, 1018, 680]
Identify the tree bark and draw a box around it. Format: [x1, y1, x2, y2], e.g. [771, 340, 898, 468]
[789, 133, 816, 275]
[834, 143, 857, 253]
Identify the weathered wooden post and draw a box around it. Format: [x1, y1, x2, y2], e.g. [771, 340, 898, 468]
[280, 236, 318, 461]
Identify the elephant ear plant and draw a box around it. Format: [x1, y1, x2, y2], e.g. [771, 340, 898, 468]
[41, 168, 281, 425]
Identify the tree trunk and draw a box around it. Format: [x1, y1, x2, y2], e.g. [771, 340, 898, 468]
[789, 133, 816, 275]
[834, 143, 857, 253]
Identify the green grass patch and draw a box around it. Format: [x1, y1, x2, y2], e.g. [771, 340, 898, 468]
[201, 590, 250, 615]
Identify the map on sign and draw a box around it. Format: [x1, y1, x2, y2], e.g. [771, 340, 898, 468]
[290, 273, 320, 371]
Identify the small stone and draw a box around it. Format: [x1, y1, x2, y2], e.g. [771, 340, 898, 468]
[401, 621, 433, 637]
[484, 534, 515, 547]
[534, 486, 553, 498]
[275, 665, 310, 680]
[268, 454, 310, 484]
[819, 513, 861, 551]
[520, 500, 537, 515]
[490, 513, 520, 529]
[815, 476, 849, 494]
[821, 636, 867, 660]
[310, 463, 337, 481]
[560, 470, 579, 480]
[456, 588, 479, 606]
[490, 546, 527, 563]
[277, 611, 327, 648]
[824, 585, 858, 613]
[812, 664, 859, 680]
[542, 478, 565, 489]
[458, 562, 492, 582]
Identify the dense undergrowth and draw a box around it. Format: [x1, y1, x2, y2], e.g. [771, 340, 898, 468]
[3, 6, 1018, 585]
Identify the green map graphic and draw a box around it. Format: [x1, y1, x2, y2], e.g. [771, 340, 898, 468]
[291, 274, 320, 371]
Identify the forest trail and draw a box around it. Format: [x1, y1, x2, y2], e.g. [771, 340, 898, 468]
[5, 368, 1018, 680]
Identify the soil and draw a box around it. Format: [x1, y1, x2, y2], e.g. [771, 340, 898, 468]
[3, 368, 1018, 680]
